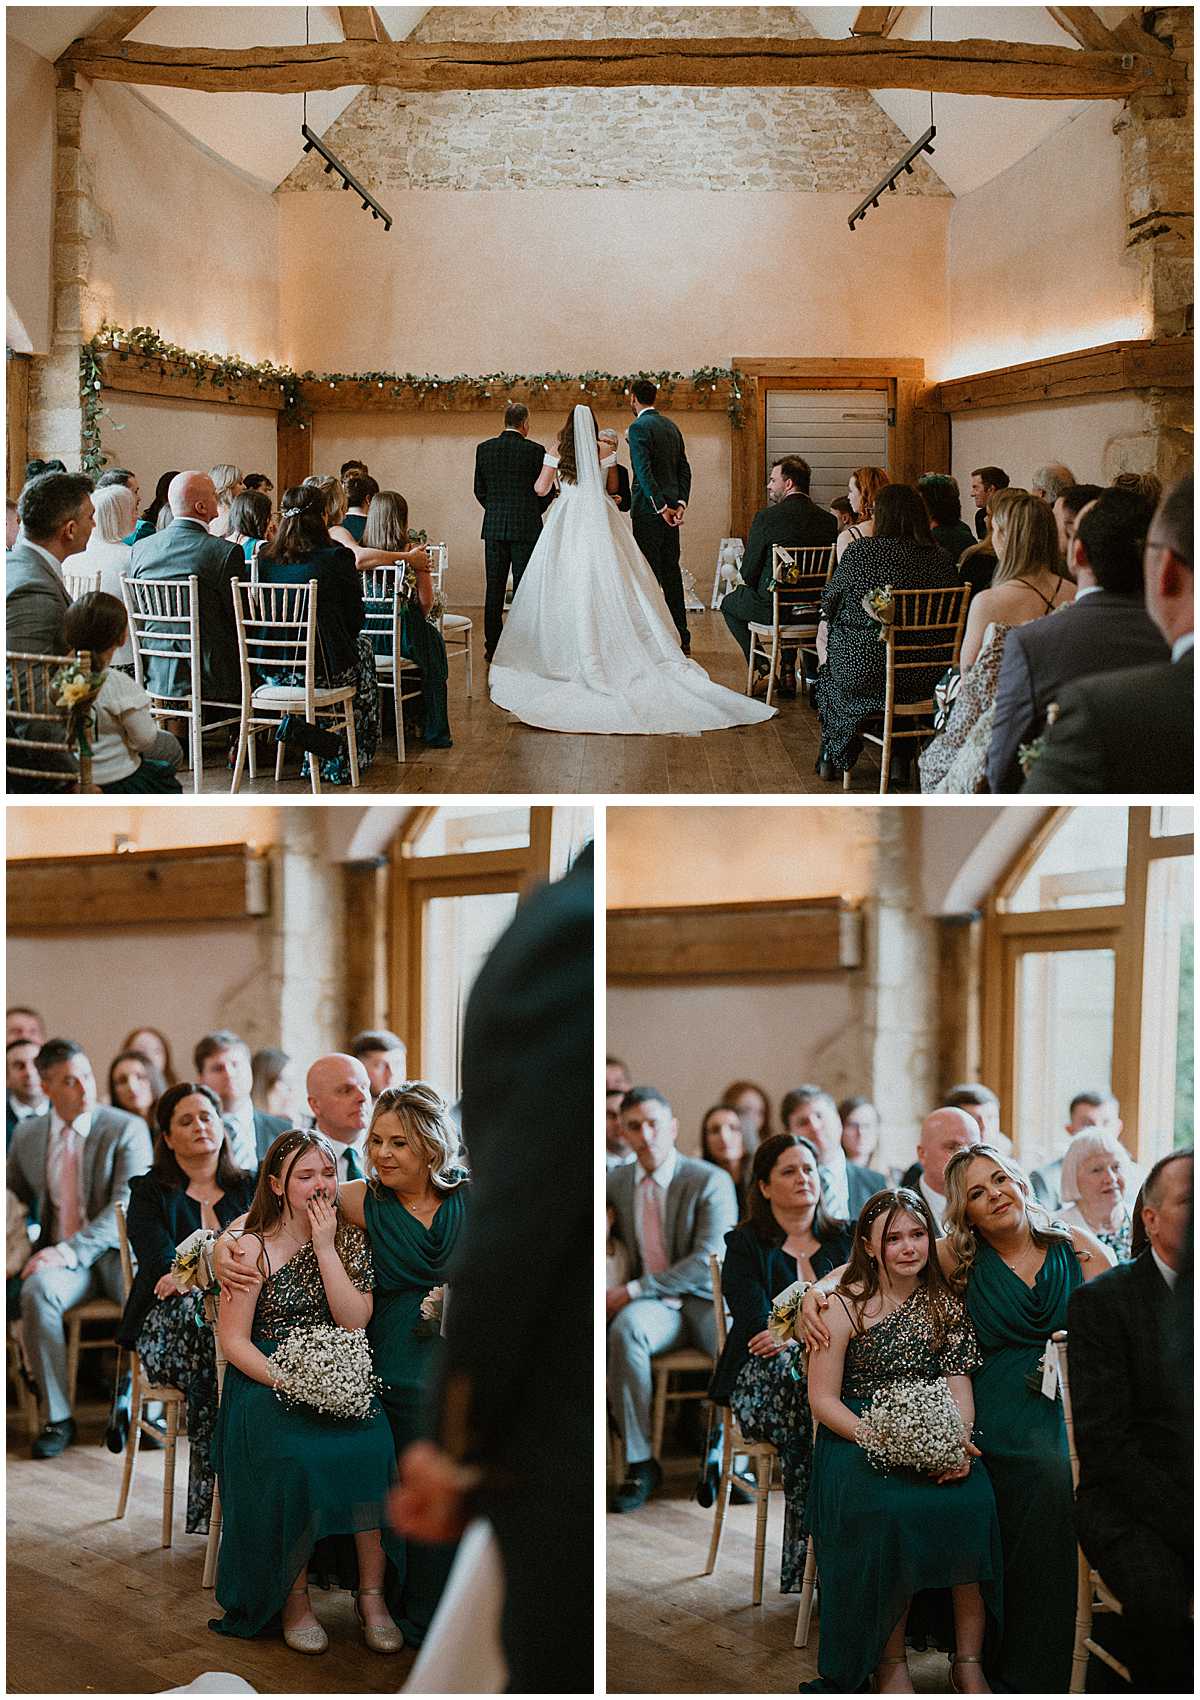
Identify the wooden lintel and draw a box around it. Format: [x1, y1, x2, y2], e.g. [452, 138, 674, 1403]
[7, 843, 271, 931]
[96, 349, 289, 410]
[56, 34, 1170, 100]
[338, 8, 382, 42]
[851, 8, 904, 39]
[607, 897, 862, 980]
[277, 413, 313, 491]
[923, 337, 1193, 416]
[1045, 8, 1123, 54]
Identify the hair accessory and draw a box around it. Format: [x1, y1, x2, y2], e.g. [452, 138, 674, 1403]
[281, 504, 305, 518]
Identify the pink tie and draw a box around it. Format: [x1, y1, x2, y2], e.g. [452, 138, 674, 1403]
[640, 1175, 669, 1276]
[57, 1126, 83, 1240]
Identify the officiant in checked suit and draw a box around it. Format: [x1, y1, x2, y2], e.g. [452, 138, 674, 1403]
[607, 1086, 738, 1511]
[627, 379, 693, 653]
[474, 402, 554, 662]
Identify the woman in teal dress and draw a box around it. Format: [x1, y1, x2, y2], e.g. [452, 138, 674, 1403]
[333, 1083, 469, 1646]
[805, 1189, 1002, 1694]
[211, 1129, 405, 1656]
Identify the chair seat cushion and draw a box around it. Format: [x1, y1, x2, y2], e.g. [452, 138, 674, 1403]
[250, 683, 355, 708]
[442, 614, 473, 632]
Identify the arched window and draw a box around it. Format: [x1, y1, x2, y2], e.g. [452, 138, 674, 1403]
[983, 806, 1193, 1174]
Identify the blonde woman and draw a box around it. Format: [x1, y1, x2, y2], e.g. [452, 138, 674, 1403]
[835, 465, 890, 561]
[920, 490, 1074, 792]
[305, 473, 430, 576]
[207, 464, 243, 537]
[362, 491, 451, 747]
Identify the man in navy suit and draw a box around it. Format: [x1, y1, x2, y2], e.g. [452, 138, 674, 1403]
[7, 1038, 46, 1151]
[781, 1086, 887, 1220]
[473, 402, 553, 662]
[6, 1040, 152, 1456]
[194, 1030, 287, 1173]
[627, 379, 693, 653]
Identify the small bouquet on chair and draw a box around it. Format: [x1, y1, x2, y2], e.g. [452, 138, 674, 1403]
[767, 1278, 811, 1348]
[854, 1378, 968, 1476]
[173, 1227, 220, 1292]
[860, 584, 895, 642]
[270, 1324, 382, 1421]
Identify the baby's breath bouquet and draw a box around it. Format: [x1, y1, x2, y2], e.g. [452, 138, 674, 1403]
[856, 1377, 968, 1476]
[861, 584, 896, 641]
[271, 1325, 381, 1421]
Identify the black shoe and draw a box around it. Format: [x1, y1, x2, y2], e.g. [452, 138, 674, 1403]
[777, 665, 798, 700]
[817, 757, 841, 783]
[32, 1417, 76, 1459]
[611, 1457, 662, 1513]
[695, 1460, 720, 1508]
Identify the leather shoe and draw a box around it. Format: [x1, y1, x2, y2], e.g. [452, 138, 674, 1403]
[611, 1457, 662, 1513]
[695, 1459, 720, 1508]
[817, 756, 841, 783]
[32, 1417, 76, 1459]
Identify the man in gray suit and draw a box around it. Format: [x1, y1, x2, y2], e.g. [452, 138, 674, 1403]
[7, 1039, 152, 1457]
[129, 470, 244, 706]
[988, 488, 1168, 791]
[606, 1086, 737, 1510]
[5, 472, 94, 654]
[193, 1028, 287, 1174]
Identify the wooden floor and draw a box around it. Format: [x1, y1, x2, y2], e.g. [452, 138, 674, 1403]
[607, 1459, 952, 1694]
[6, 1394, 417, 1694]
[196, 609, 895, 796]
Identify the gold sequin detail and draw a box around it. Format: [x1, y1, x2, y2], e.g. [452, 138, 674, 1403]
[254, 1222, 375, 1342]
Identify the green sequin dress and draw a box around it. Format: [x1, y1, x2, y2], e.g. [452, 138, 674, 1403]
[806, 1287, 1003, 1693]
[210, 1223, 402, 1640]
[364, 1184, 468, 1645]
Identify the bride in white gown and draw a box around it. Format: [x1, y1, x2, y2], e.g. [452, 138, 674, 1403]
[488, 404, 776, 734]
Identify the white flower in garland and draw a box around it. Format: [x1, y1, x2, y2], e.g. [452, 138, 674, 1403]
[856, 1377, 968, 1476]
[271, 1325, 382, 1422]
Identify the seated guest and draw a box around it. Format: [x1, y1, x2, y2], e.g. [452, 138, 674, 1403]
[918, 473, 976, 567]
[987, 488, 1168, 790]
[1023, 476, 1193, 794]
[6, 1039, 153, 1456]
[1030, 462, 1075, 504]
[116, 1082, 255, 1530]
[349, 1028, 407, 1098]
[606, 1087, 738, 1510]
[779, 1085, 887, 1218]
[25, 457, 67, 478]
[597, 429, 631, 512]
[1030, 1090, 1122, 1209]
[121, 1025, 176, 1087]
[208, 464, 244, 538]
[305, 1052, 373, 1184]
[699, 1104, 751, 1207]
[7, 472, 94, 653]
[830, 496, 855, 533]
[194, 1030, 288, 1174]
[129, 469, 179, 545]
[60, 594, 184, 792]
[8, 1008, 46, 1047]
[607, 1055, 632, 1095]
[720, 1079, 771, 1149]
[1050, 480, 1104, 567]
[363, 491, 451, 749]
[62, 484, 138, 664]
[307, 474, 417, 573]
[224, 490, 274, 568]
[1057, 1128, 1136, 1261]
[921, 489, 1074, 792]
[1066, 1148, 1193, 1692]
[1111, 468, 1162, 509]
[108, 1048, 166, 1125]
[835, 464, 889, 561]
[970, 463, 1009, 538]
[606, 1088, 634, 1168]
[242, 472, 274, 496]
[256, 484, 380, 784]
[7, 1038, 47, 1150]
[342, 473, 379, 541]
[7, 498, 20, 549]
[838, 1095, 881, 1169]
[945, 1081, 1012, 1156]
[898, 1105, 984, 1231]
[814, 483, 958, 780]
[129, 471, 244, 708]
[250, 1047, 299, 1122]
[606, 1204, 632, 1288]
[719, 455, 838, 695]
[955, 495, 1002, 603]
[709, 1133, 851, 1590]
[341, 458, 369, 482]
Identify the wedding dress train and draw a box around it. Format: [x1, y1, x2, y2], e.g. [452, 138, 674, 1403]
[489, 405, 775, 735]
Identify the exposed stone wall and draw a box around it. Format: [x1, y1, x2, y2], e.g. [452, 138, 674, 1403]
[281, 7, 949, 196]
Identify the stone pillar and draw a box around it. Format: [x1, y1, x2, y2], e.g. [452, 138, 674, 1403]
[273, 810, 347, 1066]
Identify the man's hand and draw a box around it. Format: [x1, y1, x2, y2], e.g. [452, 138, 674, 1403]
[20, 1245, 67, 1279]
[606, 1284, 632, 1319]
[388, 1440, 474, 1543]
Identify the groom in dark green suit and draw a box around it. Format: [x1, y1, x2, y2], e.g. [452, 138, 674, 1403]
[628, 379, 693, 653]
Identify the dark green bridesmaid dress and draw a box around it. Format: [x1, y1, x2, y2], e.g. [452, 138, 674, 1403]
[806, 1287, 1003, 1693]
[966, 1235, 1081, 1693]
[210, 1223, 402, 1639]
[364, 1183, 468, 1646]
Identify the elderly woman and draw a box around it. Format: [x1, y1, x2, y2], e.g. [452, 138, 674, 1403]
[62, 483, 138, 664]
[1057, 1128, 1135, 1260]
[116, 1082, 255, 1531]
[709, 1133, 851, 1591]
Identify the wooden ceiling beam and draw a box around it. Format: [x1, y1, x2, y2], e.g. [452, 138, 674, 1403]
[338, 8, 384, 43]
[850, 8, 905, 38]
[60, 7, 154, 53]
[55, 33, 1171, 99]
[1044, 8, 1124, 53]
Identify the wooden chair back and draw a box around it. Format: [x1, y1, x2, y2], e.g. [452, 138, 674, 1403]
[5, 649, 94, 790]
[848, 582, 971, 792]
[772, 543, 835, 583]
[115, 1201, 135, 1301]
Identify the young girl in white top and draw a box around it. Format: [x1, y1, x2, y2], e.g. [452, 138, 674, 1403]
[60, 593, 185, 793]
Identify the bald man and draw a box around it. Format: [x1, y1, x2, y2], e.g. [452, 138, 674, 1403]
[306, 1053, 373, 1184]
[899, 1107, 979, 1230]
[129, 469, 245, 705]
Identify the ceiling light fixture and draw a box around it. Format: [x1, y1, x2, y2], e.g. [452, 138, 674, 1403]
[301, 124, 393, 232]
[848, 126, 937, 232]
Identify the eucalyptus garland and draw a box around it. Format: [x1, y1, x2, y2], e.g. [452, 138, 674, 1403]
[79, 321, 745, 473]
